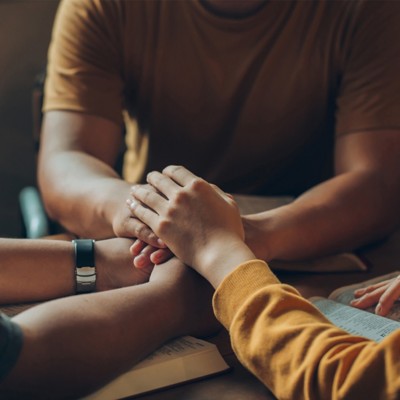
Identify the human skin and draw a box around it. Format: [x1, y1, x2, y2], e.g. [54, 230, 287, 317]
[351, 276, 400, 316]
[39, 108, 400, 266]
[128, 166, 400, 400]
[0, 258, 217, 399]
[0, 237, 152, 304]
[38, 0, 400, 266]
[130, 127, 400, 267]
[128, 165, 259, 287]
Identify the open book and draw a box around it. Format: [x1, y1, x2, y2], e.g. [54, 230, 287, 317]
[83, 336, 230, 400]
[310, 271, 400, 342]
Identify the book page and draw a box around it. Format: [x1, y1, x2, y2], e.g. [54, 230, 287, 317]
[84, 336, 230, 400]
[136, 336, 225, 367]
[312, 298, 400, 342]
[328, 271, 400, 321]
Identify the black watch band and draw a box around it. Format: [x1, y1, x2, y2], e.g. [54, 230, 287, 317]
[72, 239, 96, 294]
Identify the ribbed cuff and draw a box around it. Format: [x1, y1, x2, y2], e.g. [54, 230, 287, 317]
[212, 260, 280, 329]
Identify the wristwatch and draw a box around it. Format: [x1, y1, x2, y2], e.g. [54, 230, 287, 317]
[72, 239, 96, 294]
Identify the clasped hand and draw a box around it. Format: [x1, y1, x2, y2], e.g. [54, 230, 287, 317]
[126, 165, 245, 275]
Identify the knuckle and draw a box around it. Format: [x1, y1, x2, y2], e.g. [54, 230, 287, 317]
[165, 205, 178, 219]
[360, 292, 374, 303]
[146, 171, 157, 184]
[135, 223, 148, 238]
[141, 189, 150, 201]
[171, 190, 189, 206]
[158, 218, 172, 236]
[380, 296, 390, 306]
[188, 177, 207, 191]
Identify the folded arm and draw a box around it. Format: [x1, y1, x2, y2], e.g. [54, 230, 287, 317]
[243, 129, 400, 261]
[0, 237, 151, 304]
[0, 258, 217, 399]
[129, 130, 400, 266]
[38, 111, 159, 244]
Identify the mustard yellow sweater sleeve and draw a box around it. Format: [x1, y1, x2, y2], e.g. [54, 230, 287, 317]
[212, 260, 400, 400]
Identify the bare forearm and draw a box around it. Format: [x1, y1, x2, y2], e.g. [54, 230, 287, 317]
[38, 111, 133, 238]
[246, 170, 399, 261]
[0, 239, 74, 303]
[39, 150, 131, 238]
[0, 238, 142, 304]
[1, 284, 181, 399]
[0, 259, 216, 399]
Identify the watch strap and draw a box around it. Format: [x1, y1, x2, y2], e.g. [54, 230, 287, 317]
[72, 239, 96, 294]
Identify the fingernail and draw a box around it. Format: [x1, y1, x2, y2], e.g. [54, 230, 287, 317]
[157, 238, 165, 247]
[130, 185, 139, 192]
[350, 299, 358, 305]
[129, 200, 137, 210]
[135, 255, 145, 268]
[376, 303, 383, 315]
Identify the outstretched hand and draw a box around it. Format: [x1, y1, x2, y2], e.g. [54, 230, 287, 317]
[350, 275, 400, 316]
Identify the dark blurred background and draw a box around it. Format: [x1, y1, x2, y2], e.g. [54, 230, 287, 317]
[0, 0, 59, 236]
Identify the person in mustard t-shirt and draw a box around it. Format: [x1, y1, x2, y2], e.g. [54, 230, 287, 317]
[38, 0, 400, 269]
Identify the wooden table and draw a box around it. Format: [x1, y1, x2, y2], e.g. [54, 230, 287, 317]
[135, 230, 400, 400]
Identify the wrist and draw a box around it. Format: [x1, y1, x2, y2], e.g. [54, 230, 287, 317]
[94, 241, 107, 291]
[94, 239, 120, 292]
[96, 180, 132, 234]
[72, 239, 96, 294]
[242, 213, 275, 261]
[195, 238, 256, 288]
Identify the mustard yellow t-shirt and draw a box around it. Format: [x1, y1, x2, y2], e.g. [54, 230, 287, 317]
[44, 0, 400, 195]
[213, 260, 400, 399]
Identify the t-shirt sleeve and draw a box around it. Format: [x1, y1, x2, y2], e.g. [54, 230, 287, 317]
[336, 1, 400, 135]
[43, 0, 125, 125]
[213, 260, 400, 399]
[0, 314, 23, 382]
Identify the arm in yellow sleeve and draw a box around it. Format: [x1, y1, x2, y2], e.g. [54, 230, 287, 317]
[213, 260, 400, 400]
